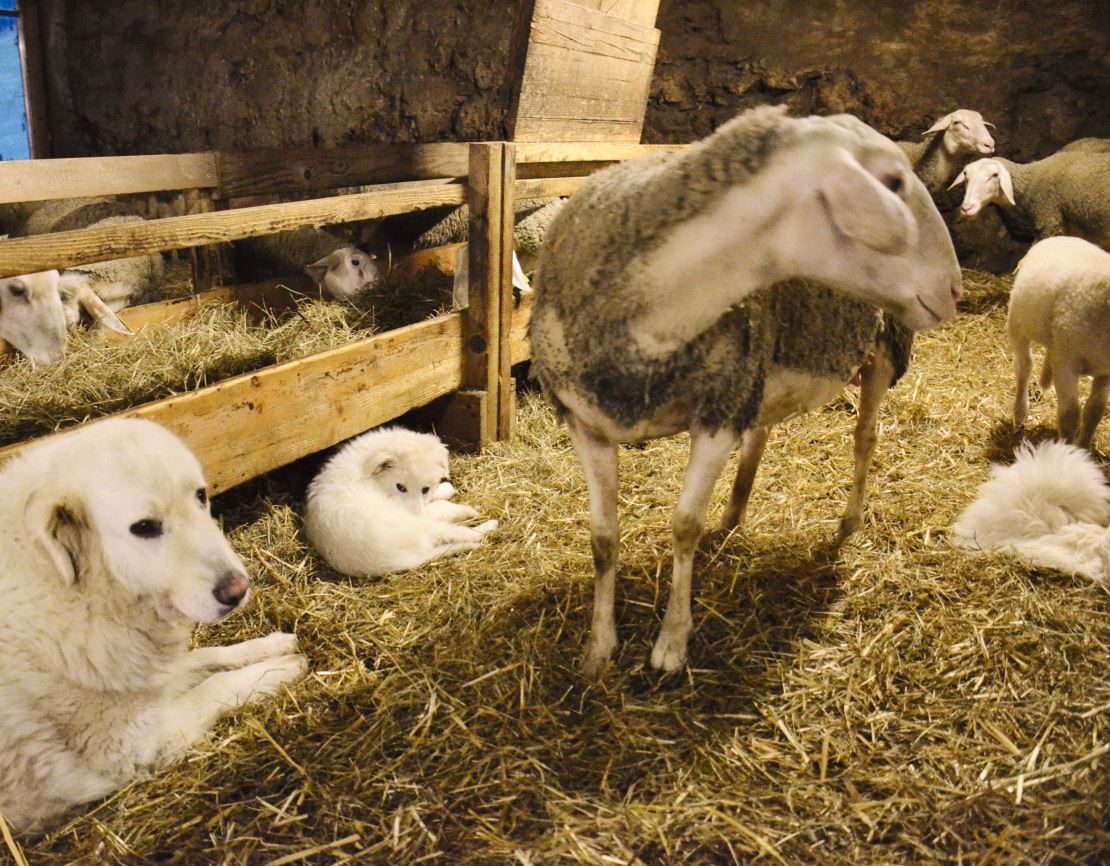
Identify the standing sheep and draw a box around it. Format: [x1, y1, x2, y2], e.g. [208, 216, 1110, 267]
[1009, 236, 1110, 448]
[1058, 138, 1110, 154]
[949, 153, 1110, 249]
[896, 109, 996, 195]
[530, 105, 961, 674]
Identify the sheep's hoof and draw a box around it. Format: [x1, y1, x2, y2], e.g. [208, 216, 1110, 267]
[837, 515, 860, 539]
[650, 628, 688, 673]
[580, 632, 617, 678]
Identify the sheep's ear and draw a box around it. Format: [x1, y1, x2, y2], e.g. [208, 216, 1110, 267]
[923, 113, 953, 136]
[997, 167, 1016, 206]
[818, 149, 916, 254]
[947, 169, 968, 191]
[25, 491, 89, 586]
[77, 286, 132, 335]
[305, 252, 341, 284]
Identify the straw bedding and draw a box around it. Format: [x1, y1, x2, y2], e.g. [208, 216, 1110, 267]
[7, 270, 1109, 865]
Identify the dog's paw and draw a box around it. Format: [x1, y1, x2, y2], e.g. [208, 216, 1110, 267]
[259, 654, 308, 691]
[475, 519, 498, 535]
[433, 481, 457, 501]
[258, 632, 300, 658]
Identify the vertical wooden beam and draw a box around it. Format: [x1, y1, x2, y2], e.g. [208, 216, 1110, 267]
[496, 144, 517, 441]
[188, 189, 223, 292]
[16, 0, 51, 157]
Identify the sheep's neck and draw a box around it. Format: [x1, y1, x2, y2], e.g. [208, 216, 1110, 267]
[993, 158, 1037, 241]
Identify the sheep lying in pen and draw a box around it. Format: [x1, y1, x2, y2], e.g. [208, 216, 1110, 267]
[897, 108, 996, 194]
[235, 228, 380, 301]
[1009, 236, 1110, 448]
[529, 105, 961, 675]
[950, 152, 1110, 249]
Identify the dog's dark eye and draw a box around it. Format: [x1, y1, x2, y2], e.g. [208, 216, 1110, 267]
[8, 282, 26, 298]
[196, 488, 208, 506]
[421, 486, 430, 495]
[130, 519, 163, 539]
[396, 483, 407, 493]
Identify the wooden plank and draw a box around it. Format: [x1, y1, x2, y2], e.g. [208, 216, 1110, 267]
[216, 143, 470, 199]
[564, 0, 660, 27]
[0, 179, 467, 278]
[511, 0, 660, 143]
[0, 153, 219, 205]
[434, 390, 489, 453]
[386, 242, 466, 280]
[509, 291, 534, 365]
[496, 145, 518, 440]
[515, 176, 590, 199]
[17, 0, 52, 158]
[515, 141, 684, 163]
[0, 313, 467, 495]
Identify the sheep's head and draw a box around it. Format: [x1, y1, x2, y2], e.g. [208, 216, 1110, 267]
[306, 247, 380, 302]
[948, 158, 1015, 217]
[0, 270, 69, 365]
[759, 113, 962, 331]
[924, 109, 996, 157]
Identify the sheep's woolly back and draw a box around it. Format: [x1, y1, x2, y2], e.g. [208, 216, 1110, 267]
[234, 229, 357, 281]
[512, 199, 567, 257]
[19, 197, 137, 237]
[68, 216, 165, 300]
[413, 199, 562, 250]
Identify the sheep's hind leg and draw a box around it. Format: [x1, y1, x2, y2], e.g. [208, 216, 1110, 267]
[1051, 357, 1082, 444]
[1078, 375, 1110, 450]
[652, 425, 738, 673]
[1011, 335, 1034, 428]
[840, 353, 895, 538]
[720, 426, 769, 532]
[565, 415, 620, 677]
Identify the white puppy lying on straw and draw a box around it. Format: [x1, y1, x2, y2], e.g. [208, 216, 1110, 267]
[0, 418, 307, 832]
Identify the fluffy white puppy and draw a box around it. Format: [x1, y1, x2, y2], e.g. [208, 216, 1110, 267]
[0, 418, 307, 832]
[951, 440, 1110, 582]
[304, 427, 497, 577]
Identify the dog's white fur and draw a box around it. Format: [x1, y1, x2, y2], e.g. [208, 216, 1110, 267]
[951, 440, 1110, 583]
[304, 427, 497, 577]
[0, 418, 307, 831]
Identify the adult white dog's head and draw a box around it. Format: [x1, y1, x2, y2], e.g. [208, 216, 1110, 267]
[17, 418, 250, 624]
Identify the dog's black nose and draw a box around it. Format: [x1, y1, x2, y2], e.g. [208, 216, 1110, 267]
[213, 573, 249, 608]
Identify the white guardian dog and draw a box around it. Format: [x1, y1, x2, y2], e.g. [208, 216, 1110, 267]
[0, 419, 307, 832]
[951, 440, 1110, 583]
[304, 427, 498, 577]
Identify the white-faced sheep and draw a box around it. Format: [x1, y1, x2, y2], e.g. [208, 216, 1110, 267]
[0, 270, 69, 365]
[896, 108, 996, 194]
[235, 228, 379, 301]
[304, 427, 497, 578]
[529, 105, 961, 675]
[949, 153, 1110, 250]
[952, 440, 1110, 584]
[1009, 236, 1110, 448]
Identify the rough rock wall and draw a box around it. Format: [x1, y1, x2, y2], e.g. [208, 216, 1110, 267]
[42, 0, 529, 156]
[645, 0, 1110, 161]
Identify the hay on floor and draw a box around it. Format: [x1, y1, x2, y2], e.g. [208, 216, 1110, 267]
[11, 269, 1110, 865]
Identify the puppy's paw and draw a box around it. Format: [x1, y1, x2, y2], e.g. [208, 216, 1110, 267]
[433, 481, 457, 501]
[259, 654, 309, 691]
[475, 519, 498, 535]
[258, 632, 300, 658]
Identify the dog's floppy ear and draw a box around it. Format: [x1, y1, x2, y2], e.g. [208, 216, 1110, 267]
[369, 454, 396, 475]
[25, 490, 89, 585]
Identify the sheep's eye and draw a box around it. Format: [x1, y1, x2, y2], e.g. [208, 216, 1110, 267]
[130, 519, 163, 538]
[396, 483, 407, 493]
[8, 283, 26, 298]
[952, 120, 966, 128]
[196, 487, 208, 506]
[421, 486, 430, 495]
[882, 174, 904, 194]
[351, 258, 362, 267]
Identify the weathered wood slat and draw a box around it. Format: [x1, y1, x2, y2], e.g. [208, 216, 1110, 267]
[515, 176, 591, 199]
[563, 0, 661, 27]
[0, 153, 219, 204]
[515, 141, 684, 163]
[0, 314, 466, 494]
[511, 0, 660, 143]
[216, 143, 471, 199]
[0, 180, 466, 278]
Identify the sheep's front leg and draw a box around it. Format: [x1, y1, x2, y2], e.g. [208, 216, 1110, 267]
[1011, 335, 1034, 428]
[840, 353, 895, 538]
[720, 426, 770, 532]
[565, 415, 620, 676]
[652, 426, 738, 672]
[1078, 375, 1110, 450]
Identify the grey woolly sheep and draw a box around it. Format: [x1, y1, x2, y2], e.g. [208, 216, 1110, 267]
[896, 108, 996, 195]
[529, 105, 961, 675]
[234, 228, 379, 301]
[1058, 138, 1110, 154]
[18, 196, 140, 238]
[1009, 236, 1110, 448]
[950, 153, 1110, 250]
[511, 198, 567, 273]
[412, 198, 553, 251]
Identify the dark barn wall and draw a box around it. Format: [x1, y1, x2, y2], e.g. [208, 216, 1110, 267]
[40, 0, 529, 157]
[645, 0, 1110, 161]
